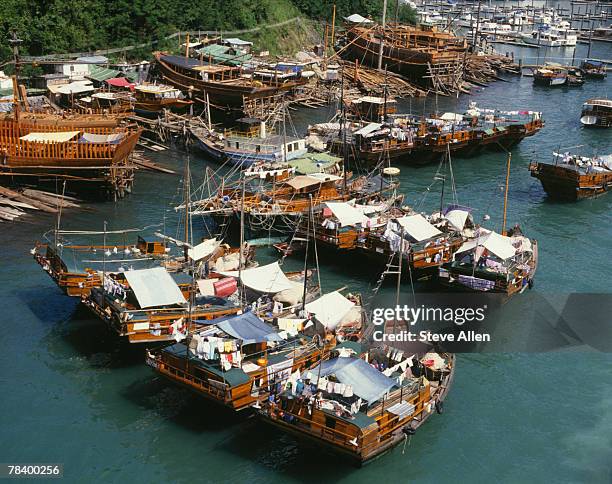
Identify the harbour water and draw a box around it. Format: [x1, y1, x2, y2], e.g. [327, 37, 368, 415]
[1, 42, 611, 482]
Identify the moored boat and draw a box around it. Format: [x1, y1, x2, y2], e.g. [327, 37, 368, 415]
[439, 226, 537, 297]
[529, 152, 612, 200]
[258, 349, 455, 465]
[533, 66, 568, 86]
[580, 98, 612, 128]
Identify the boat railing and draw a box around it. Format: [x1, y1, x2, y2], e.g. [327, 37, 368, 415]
[159, 359, 229, 401]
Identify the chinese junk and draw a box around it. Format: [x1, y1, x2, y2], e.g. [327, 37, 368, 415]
[580, 99, 612, 128]
[154, 53, 307, 111]
[439, 227, 537, 297]
[0, 112, 141, 199]
[342, 23, 467, 93]
[259, 349, 455, 465]
[529, 152, 612, 200]
[134, 84, 193, 117]
[146, 311, 333, 411]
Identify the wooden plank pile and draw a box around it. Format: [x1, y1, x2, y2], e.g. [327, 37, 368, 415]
[464, 54, 520, 88]
[340, 60, 427, 98]
[0, 186, 81, 222]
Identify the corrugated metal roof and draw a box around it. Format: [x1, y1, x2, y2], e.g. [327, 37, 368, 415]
[87, 65, 121, 82]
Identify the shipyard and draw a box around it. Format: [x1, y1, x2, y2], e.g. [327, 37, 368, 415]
[0, 0, 610, 482]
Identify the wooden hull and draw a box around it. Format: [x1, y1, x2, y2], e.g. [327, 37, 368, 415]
[344, 28, 466, 89]
[350, 121, 542, 166]
[147, 343, 331, 411]
[0, 120, 141, 199]
[259, 355, 456, 466]
[155, 54, 305, 110]
[530, 162, 612, 200]
[439, 240, 538, 298]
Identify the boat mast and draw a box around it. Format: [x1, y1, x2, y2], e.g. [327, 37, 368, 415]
[377, 0, 388, 71]
[238, 176, 246, 306]
[8, 31, 23, 123]
[340, 68, 348, 195]
[301, 194, 312, 315]
[501, 152, 512, 235]
[183, 156, 191, 253]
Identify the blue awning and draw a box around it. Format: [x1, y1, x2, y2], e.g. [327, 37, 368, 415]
[215, 312, 283, 345]
[312, 357, 396, 403]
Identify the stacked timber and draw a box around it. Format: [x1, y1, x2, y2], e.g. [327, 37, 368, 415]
[0, 186, 81, 222]
[340, 60, 427, 97]
[464, 54, 520, 88]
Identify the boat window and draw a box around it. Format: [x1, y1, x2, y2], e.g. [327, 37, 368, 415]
[287, 144, 293, 152]
[235, 142, 239, 149]
[325, 415, 336, 429]
[256, 145, 261, 153]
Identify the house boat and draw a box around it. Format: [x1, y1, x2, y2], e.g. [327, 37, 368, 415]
[529, 152, 612, 200]
[439, 227, 537, 297]
[258, 350, 455, 465]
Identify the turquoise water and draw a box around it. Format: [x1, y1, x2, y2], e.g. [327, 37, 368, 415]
[1, 41, 611, 483]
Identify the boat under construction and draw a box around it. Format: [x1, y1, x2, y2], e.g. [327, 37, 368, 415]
[340, 22, 468, 93]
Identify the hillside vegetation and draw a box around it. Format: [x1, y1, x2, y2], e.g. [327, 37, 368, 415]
[1, 0, 415, 61]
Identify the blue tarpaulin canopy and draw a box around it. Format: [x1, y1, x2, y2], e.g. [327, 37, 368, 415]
[215, 312, 283, 345]
[312, 357, 396, 403]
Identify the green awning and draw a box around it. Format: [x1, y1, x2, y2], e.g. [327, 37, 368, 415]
[124, 71, 139, 82]
[87, 65, 121, 82]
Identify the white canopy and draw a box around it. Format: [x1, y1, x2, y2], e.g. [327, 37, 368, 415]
[440, 112, 464, 122]
[396, 214, 442, 242]
[444, 209, 470, 231]
[20, 131, 80, 143]
[324, 202, 367, 227]
[50, 81, 95, 95]
[188, 238, 221, 262]
[354, 122, 382, 136]
[344, 14, 373, 24]
[123, 267, 186, 308]
[456, 230, 517, 261]
[220, 261, 293, 294]
[305, 291, 355, 330]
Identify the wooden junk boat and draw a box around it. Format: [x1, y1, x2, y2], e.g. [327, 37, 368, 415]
[439, 226, 537, 297]
[579, 59, 607, 80]
[0, 106, 142, 199]
[154, 53, 308, 111]
[84, 265, 241, 344]
[580, 99, 612, 128]
[146, 268, 366, 410]
[258, 347, 455, 465]
[529, 152, 612, 200]
[191, 171, 400, 236]
[283, 202, 471, 277]
[319, 104, 543, 166]
[532, 66, 568, 86]
[32, 234, 170, 297]
[341, 23, 467, 92]
[146, 311, 333, 411]
[133, 83, 193, 117]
